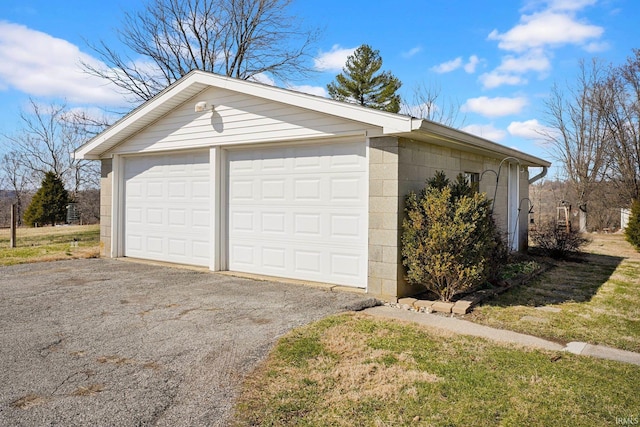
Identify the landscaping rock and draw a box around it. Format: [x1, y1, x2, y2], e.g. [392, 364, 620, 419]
[398, 297, 417, 309]
[432, 301, 454, 314]
[452, 301, 473, 315]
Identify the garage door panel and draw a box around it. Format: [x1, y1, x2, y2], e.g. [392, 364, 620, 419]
[227, 142, 367, 287]
[261, 212, 286, 234]
[262, 246, 286, 270]
[330, 252, 365, 280]
[330, 213, 363, 240]
[124, 151, 210, 266]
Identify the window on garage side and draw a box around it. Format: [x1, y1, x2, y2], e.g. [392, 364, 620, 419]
[464, 172, 480, 193]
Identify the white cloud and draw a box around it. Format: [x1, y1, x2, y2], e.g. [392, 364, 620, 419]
[488, 10, 603, 53]
[462, 123, 507, 141]
[431, 57, 463, 73]
[584, 41, 610, 52]
[0, 21, 127, 106]
[479, 71, 527, 89]
[497, 51, 551, 73]
[402, 46, 422, 58]
[464, 55, 481, 73]
[481, 1, 603, 89]
[314, 45, 356, 72]
[288, 84, 327, 97]
[462, 96, 528, 118]
[479, 51, 551, 88]
[433, 55, 481, 74]
[508, 119, 557, 141]
[248, 73, 276, 86]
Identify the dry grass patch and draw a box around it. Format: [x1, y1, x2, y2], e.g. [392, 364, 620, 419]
[314, 322, 440, 404]
[0, 224, 100, 266]
[233, 313, 640, 426]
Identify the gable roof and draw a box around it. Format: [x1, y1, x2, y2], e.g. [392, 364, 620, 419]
[74, 70, 550, 167]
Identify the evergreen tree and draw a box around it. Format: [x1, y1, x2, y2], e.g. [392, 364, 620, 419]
[625, 199, 640, 250]
[24, 171, 70, 227]
[401, 171, 506, 301]
[327, 44, 402, 113]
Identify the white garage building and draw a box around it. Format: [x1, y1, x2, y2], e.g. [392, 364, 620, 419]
[75, 70, 550, 300]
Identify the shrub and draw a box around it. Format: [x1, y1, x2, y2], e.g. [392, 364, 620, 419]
[401, 172, 506, 302]
[625, 200, 640, 251]
[529, 220, 591, 259]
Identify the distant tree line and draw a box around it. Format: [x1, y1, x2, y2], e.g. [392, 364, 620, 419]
[529, 179, 626, 233]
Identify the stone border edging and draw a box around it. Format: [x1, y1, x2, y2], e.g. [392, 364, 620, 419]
[395, 263, 554, 315]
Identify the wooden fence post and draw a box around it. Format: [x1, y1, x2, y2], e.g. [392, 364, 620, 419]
[10, 203, 17, 248]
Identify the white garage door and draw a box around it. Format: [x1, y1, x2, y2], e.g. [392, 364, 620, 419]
[227, 142, 368, 287]
[123, 151, 210, 266]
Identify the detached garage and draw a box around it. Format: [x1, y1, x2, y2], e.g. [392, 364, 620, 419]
[76, 70, 550, 300]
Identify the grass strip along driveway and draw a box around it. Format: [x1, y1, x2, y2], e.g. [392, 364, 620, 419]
[234, 234, 640, 426]
[0, 224, 99, 266]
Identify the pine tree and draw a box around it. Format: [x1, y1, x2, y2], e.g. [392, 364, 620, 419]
[625, 199, 640, 250]
[327, 44, 402, 113]
[24, 171, 70, 227]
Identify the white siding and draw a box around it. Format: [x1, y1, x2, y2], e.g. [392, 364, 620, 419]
[111, 87, 373, 154]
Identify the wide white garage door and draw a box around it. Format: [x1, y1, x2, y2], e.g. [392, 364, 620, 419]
[123, 151, 210, 266]
[227, 142, 368, 287]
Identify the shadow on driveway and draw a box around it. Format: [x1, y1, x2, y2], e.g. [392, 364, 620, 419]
[0, 259, 375, 426]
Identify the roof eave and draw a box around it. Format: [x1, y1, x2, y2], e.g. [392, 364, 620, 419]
[391, 120, 551, 168]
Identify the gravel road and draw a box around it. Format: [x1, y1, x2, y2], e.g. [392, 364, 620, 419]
[0, 258, 376, 426]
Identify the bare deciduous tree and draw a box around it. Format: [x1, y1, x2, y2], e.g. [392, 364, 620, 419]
[595, 49, 640, 203]
[1, 150, 32, 226]
[83, 0, 319, 102]
[543, 59, 611, 231]
[403, 82, 466, 128]
[3, 99, 100, 197]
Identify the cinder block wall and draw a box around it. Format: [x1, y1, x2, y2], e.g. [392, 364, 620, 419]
[100, 159, 112, 258]
[368, 137, 401, 300]
[368, 136, 524, 301]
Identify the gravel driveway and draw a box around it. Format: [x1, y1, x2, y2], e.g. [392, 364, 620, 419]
[0, 259, 376, 426]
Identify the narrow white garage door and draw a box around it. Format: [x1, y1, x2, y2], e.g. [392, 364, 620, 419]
[124, 151, 210, 266]
[227, 142, 368, 287]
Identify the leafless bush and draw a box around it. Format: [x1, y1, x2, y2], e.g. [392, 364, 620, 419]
[530, 221, 591, 259]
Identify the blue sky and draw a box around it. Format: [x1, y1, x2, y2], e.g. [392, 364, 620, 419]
[0, 0, 638, 176]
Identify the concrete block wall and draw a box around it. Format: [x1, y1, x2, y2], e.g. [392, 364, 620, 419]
[368, 137, 401, 300]
[100, 159, 112, 258]
[368, 136, 527, 300]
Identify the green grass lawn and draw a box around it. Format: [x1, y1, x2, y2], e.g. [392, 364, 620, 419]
[233, 313, 640, 427]
[468, 234, 640, 352]
[0, 224, 100, 266]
